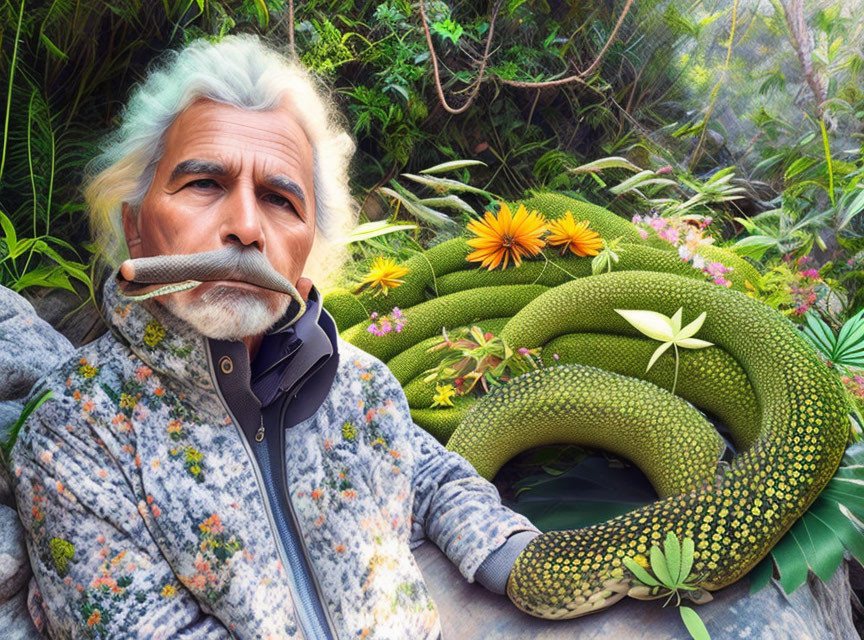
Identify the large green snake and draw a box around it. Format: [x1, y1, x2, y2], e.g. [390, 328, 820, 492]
[323, 194, 851, 619]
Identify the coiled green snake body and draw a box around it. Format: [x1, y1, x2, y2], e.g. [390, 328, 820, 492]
[326, 195, 850, 620]
[448, 271, 849, 618]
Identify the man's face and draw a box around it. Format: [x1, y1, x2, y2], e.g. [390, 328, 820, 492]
[121, 97, 316, 339]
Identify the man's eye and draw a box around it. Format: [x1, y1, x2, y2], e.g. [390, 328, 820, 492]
[187, 179, 219, 190]
[265, 193, 295, 211]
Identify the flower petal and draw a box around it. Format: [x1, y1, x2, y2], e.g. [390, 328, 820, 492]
[677, 311, 707, 340]
[646, 341, 673, 371]
[676, 338, 714, 349]
[615, 309, 675, 342]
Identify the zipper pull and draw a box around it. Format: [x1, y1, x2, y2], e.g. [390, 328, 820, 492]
[255, 416, 265, 442]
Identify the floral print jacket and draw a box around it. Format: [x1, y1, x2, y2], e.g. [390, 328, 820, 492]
[9, 272, 540, 640]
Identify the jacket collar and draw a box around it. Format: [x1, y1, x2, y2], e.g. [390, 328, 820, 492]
[101, 267, 329, 395]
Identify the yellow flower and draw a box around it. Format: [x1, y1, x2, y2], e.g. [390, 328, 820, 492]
[161, 584, 177, 597]
[546, 211, 604, 257]
[465, 202, 547, 270]
[354, 256, 409, 297]
[144, 320, 165, 347]
[431, 383, 456, 408]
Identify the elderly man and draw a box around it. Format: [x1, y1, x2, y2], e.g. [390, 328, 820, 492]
[7, 34, 541, 640]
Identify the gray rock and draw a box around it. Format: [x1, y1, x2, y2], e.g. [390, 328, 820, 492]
[0, 504, 30, 603]
[414, 542, 859, 639]
[0, 587, 47, 640]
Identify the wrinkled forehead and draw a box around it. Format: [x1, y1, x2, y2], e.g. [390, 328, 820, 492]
[159, 98, 314, 182]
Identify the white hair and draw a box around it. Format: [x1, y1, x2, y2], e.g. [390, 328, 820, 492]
[82, 33, 358, 293]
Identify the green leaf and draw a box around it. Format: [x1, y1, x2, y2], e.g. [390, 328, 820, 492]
[569, 156, 643, 174]
[809, 502, 864, 567]
[771, 529, 809, 594]
[748, 556, 774, 594]
[400, 173, 490, 196]
[649, 544, 674, 587]
[419, 160, 487, 174]
[680, 606, 712, 640]
[346, 221, 418, 244]
[679, 536, 695, 584]
[415, 195, 476, 215]
[798, 513, 846, 582]
[623, 556, 661, 587]
[802, 312, 837, 356]
[0, 210, 18, 256]
[664, 532, 682, 585]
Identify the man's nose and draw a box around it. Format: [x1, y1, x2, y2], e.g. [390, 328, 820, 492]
[219, 184, 265, 250]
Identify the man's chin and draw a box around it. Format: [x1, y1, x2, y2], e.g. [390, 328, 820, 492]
[162, 284, 289, 340]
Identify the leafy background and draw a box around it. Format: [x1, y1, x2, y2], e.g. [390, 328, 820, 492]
[2, 0, 863, 634]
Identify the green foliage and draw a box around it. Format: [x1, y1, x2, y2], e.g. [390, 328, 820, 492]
[801, 307, 864, 367]
[623, 532, 713, 640]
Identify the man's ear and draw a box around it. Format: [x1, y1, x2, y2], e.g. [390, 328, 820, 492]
[121, 202, 143, 259]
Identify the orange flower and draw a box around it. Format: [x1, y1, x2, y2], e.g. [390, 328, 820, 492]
[545, 211, 604, 257]
[465, 202, 547, 270]
[87, 610, 101, 626]
[311, 489, 324, 500]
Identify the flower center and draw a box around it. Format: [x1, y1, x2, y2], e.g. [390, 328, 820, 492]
[501, 234, 514, 247]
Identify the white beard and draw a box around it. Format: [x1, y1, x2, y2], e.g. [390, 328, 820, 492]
[162, 284, 290, 340]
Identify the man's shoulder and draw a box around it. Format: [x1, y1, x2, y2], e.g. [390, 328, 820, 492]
[9, 329, 131, 458]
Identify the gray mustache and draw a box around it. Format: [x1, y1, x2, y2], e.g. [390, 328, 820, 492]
[119, 245, 301, 297]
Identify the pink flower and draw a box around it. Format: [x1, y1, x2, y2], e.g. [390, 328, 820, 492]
[649, 217, 667, 231]
[800, 269, 820, 279]
[391, 307, 402, 319]
[518, 347, 530, 355]
[656, 165, 673, 175]
[370, 312, 378, 320]
[638, 228, 649, 240]
[552, 353, 560, 361]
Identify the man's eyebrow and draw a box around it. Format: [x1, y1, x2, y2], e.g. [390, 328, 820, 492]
[168, 159, 306, 208]
[263, 174, 306, 207]
[168, 159, 229, 183]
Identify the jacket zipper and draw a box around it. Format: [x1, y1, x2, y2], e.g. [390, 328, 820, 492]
[277, 398, 341, 640]
[205, 343, 314, 640]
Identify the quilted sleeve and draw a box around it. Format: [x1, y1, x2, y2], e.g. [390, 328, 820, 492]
[372, 362, 541, 584]
[9, 403, 233, 640]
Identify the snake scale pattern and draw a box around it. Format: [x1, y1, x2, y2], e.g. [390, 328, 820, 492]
[323, 193, 850, 619]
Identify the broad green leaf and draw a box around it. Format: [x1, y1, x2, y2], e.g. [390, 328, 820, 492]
[748, 556, 774, 594]
[664, 532, 681, 585]
[680, 606, 712, 640]
[809, 502, 864, 567]
[802, 312, 837, 356]
[419, 160, 487, 174]
[799, 514, 846, 582]
[569, 156, 643, 174]
[731, 235, 777, 260]
[678, 312, 707, 341]
[679, 537, 695, 583]
[615, 309, 675, 342]
[771, 529, 809, 594]
[649, 545, 673, 587]
[647, 341, 673, 371]
[623, 556, 661, 586]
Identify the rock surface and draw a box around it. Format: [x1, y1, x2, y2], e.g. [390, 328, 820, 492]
[413, 541, 860, 639]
